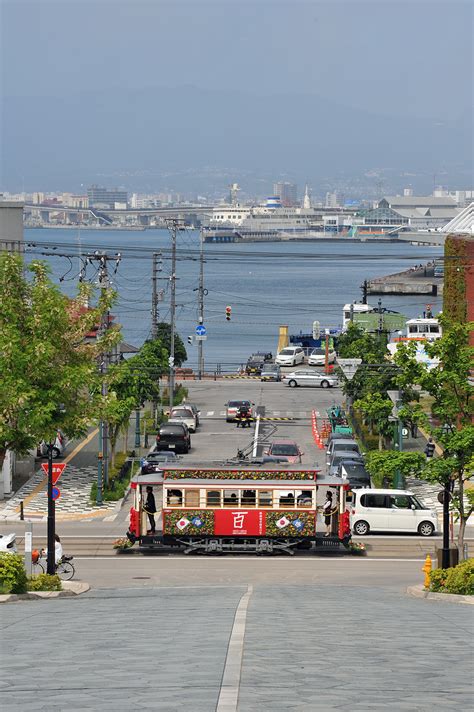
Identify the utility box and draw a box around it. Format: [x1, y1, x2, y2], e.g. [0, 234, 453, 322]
[436, 547, 459, 569]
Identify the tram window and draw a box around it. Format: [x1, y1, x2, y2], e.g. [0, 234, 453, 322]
[224, 489, 239, 507]
[258, 490, 273, 507]
[185, 489, 200, 507]
[241, 490, 256, 507]
[279, 491, 295, 507]
[167, 489, 183, 506]
[296, 490, 313, 507]
[206, 490, 221, 507]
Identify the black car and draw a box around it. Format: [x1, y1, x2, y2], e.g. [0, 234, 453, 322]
[245, 352, 273, 375]
[156, 423, 191, 454]
[337, 461, 371, 488]
[140, 451, 179, 473]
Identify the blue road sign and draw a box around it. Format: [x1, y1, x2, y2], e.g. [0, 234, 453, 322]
[195, 325, 207, 336]
[52, 487, 61, 501]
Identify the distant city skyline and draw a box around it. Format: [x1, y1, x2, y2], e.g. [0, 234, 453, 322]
[1, 1, 472, 192]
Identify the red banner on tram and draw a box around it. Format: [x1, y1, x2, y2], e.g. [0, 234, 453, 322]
[214, 509, 266, 536]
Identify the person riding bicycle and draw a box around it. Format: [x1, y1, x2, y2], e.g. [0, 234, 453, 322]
[42, 533, 63, 564]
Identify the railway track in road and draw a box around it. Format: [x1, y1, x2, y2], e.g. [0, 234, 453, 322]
[12, 535, 474, 559]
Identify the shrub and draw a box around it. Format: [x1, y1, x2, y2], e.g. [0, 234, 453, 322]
[429, 558, 474, 595]
[90, 452, 134, 503]
[0, 553, 28, 594]
[27, 574, 62, 591]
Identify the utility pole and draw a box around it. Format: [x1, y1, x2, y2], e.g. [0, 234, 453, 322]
[151, 252, 163, 340]
[361, 279, 368, 305]
[85, 251, 121, 503]
[151, 252, 163, 425]
[166, 220, 178, 410]
[197, 228, 205, 380]
[46, 446, 55, 575]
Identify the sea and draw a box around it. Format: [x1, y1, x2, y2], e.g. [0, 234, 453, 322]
[25, 228, 444, 370]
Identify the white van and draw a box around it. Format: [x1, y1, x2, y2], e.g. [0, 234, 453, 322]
[275, 346, 305, 367]
[350, 489, 438, 536]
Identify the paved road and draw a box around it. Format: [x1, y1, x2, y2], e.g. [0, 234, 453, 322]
[2, 578, 472, 711]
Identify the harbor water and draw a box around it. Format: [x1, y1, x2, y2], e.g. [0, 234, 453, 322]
[25, 228, 444, 369]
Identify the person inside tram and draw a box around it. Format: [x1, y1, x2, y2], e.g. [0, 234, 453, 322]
[280, 491, 294, 507]
[297, 491, 312, 507]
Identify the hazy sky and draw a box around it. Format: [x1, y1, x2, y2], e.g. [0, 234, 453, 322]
[1, 0, 472, 191]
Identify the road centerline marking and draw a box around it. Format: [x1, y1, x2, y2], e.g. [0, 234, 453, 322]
[216, 584, 253, 712]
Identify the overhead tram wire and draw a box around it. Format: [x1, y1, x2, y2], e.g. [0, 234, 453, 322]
[16, 238, 452, 263]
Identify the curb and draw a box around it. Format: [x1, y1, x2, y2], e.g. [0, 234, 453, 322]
[0, 581, 90, 604]
[407, 584, 474, 605]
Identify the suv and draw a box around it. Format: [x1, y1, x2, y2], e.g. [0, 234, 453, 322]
[156, 423, 191, 454]
[275, 346, 305, 367]
[246, 352, 273, 375]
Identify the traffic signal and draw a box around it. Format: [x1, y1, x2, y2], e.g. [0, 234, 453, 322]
[187, 335, 193, 345]
[225, 305, 232, 321]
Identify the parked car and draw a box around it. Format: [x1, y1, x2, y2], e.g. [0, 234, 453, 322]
[36, 430, 67, 459]
[260, 363, 281, 381]
[350, 489, 438, 536]
[168, 406, 197, 432]
[181, 402, 200, 426]
[326, 431, 355, 446]
[141, 451, 179, 473]
[283, 370, 338, 389]
[225, 400, 254, 422]
[337, 461, 371, 488]
[156, 423, 191, 454]
[326, 438, 361, 464]
[308, 347, 336, 366]
[275, 346, 305, 367]
[0, 532, 17, 553]
[328, 451, 364, 477]
[264, 439, 303, 464]
[246, 352, 273, 375]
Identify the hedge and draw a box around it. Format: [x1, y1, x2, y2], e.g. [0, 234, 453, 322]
[429, 558, 474, 596]
[0, 553, 28, 594]
[28, 574, 62, 591]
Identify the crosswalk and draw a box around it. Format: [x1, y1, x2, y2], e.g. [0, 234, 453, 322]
[201, 410, 318, 419]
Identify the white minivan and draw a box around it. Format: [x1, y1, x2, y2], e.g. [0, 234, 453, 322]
[275, 346, 305, 367]
[350, 489, 438, 536]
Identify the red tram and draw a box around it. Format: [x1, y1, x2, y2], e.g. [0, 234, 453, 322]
[127, 463, 351, 554]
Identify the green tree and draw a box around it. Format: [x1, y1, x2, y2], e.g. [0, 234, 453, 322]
[155, 322, 187, 367]
[337, 323, 387, 363]
[365, 451, 426, 487]
[393, 319, 474, 555]
[103, 338, 168, 465]
[0, 253, 117, 468]
[354, 393, 394, 450]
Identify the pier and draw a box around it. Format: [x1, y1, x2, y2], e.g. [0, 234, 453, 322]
[367, 263, 443, 296]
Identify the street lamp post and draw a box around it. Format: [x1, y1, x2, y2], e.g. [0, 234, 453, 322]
[46, 444, 55, 575]
[135, 409, 141, 449]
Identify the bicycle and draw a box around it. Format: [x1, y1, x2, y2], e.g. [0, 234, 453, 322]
[32, 552, 75, 581]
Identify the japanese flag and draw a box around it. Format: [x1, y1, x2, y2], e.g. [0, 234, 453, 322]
[276, 516, 290, 529]
[176, 517, 190, 531]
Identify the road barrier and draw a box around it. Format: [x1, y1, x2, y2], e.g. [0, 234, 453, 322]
[311, 410, 325, 450]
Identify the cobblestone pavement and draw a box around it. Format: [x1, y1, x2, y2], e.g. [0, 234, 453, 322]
[1, 584, 472, 711]
[0, 463, 117, 521]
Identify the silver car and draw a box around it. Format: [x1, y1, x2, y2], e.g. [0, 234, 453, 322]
[283, 369, 339, 388]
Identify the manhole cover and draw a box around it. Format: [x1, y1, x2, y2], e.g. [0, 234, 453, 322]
[132, 576, 151, 580]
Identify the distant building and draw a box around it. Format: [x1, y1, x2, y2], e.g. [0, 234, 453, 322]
[87, 185, 128, 208]
[375, 195, 460, 229]
[325, 192, 340, 208]
[0, 200, 24, 252]
[273, 182, 297, 207]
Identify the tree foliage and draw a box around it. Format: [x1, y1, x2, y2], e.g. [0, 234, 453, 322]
[354, 393, 394, 450]
[393, 317, 474, 554]
[155, 322, 187, 367]
[365, 451, 426, 487]
[0, 253, 118, 465]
